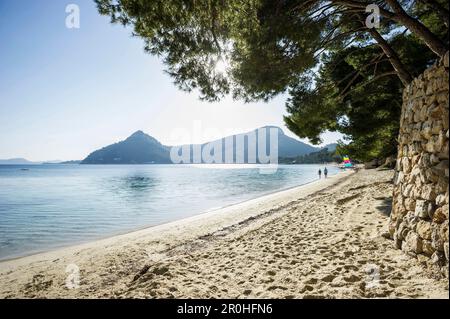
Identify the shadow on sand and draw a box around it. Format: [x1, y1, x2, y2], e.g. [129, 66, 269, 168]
[376, 197, 392, 217]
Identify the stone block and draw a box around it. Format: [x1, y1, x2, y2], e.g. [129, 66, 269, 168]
[403, 232, 423, 254]
[416, 220, 432, 240]
[422, 240, 435, 256]
[415, 200, 432, 218]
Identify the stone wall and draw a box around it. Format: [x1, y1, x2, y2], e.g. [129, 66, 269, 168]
[388, 52, 449, 277]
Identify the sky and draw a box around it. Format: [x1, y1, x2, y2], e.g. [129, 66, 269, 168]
[0, 0, 343, 161]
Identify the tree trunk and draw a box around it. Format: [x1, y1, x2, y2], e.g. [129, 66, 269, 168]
[368, 28, 413, 86]
[385, 0, 448, 58]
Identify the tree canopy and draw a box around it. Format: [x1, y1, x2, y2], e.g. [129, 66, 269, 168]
[285, 33, 437, 161]
[96, 0, 449, 160]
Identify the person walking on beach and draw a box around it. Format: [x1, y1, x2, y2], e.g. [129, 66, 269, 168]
[318, 169, 322, 179]
[324, 167, 328, 178]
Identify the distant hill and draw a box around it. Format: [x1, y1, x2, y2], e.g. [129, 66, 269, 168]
[60, 160, 82, 164]
[321, 143, 337, 152]
[42, 160, 63, 164]
[270, 126, 318, 157]
[279, 148, 341, 164]
[185, 126, 318, 161]
[81, 127, 329, 164]
[0, 158, 40, 165]
[81, 131, 171, 164]
[42, 160, 82, 164]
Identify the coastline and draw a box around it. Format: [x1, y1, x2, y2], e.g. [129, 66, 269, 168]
[0, 163, 342, 262]
[0, 169, 352, 267]
[1, 168, 447, 298]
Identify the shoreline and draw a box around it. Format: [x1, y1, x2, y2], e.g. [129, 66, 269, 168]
[0, 169, 353, 268]
[1, 168, 447, 299]
[0, 165, 343, 263]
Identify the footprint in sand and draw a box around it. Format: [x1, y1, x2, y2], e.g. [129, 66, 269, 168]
[304, 278, 318, 285]
[344, 265, 359, 271]
[343, 274, 361, 283]
[321, 274, 335, 283]
[300, 285, 314, 293]
[266, 270, 277, 276]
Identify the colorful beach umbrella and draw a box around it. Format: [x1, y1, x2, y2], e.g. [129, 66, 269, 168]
[343, 155, 352, 167]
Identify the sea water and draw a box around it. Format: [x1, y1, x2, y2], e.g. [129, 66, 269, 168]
[0, 164, 339, 259]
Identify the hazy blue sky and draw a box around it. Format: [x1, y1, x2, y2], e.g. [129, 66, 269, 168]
[0, 0, 343, 161]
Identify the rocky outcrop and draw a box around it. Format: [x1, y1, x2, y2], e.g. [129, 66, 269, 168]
[389, 52, 449, 277]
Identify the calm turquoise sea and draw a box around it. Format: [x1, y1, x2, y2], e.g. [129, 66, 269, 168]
[0, 164, 339, 260]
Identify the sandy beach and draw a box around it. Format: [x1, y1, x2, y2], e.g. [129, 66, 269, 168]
[0, 168, 448, 299]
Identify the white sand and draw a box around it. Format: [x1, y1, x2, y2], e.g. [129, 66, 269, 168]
[0, 169, 448, 298]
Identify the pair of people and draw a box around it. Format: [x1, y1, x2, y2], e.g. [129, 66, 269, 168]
[318, 167, 328, 179]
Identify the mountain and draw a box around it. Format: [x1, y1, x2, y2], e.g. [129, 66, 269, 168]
[320, 143, 338, 152]
[0, 158, 83, 165]
[60, 160, 82, 164]
[42, 160, 64, 164]
[274, 127, 318, 157]
[42, 160, 82, 164]
[81, 127, 324, 164]
[81, 131, 171, 164]
[279, 148, 341, 164]
[0, 158, 40, 165]
[189, 126, 317, 160]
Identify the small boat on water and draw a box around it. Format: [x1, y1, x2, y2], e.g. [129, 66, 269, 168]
[20, 168, 29, 171]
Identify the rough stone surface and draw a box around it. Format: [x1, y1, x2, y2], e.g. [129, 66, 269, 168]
[416, 220, 432, 240]
[422, 240, 435, 256]
[402, 232, 423, 255]
[389, 53, 449, 278]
